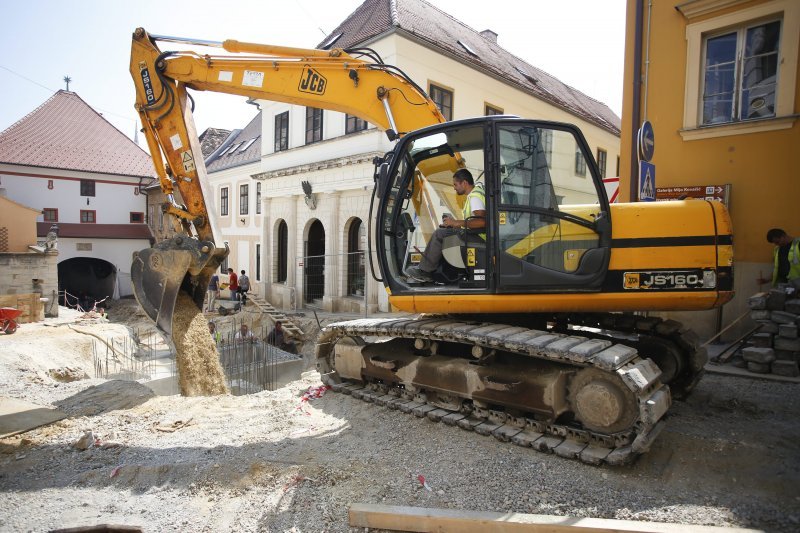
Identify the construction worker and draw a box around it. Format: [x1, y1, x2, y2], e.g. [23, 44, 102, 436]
[405, 168, 485, 282]
[765, 228, 800, 287]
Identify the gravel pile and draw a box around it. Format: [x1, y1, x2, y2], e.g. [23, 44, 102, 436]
[0, 306, 798, 532]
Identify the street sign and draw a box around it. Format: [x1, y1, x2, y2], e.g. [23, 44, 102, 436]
[603, 177, 620, 203]
[638, 120, 655, 162]
[639, 161, 656, 201]
[655, 184, 731, 207]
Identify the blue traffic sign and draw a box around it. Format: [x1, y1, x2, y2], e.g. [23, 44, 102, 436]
[639, 161, 656, 201]
[638, 120, 655, 162]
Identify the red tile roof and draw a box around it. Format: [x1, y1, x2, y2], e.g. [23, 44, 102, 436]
[37, 222, 154, 242]
[0, 91, 156, 178]
[322, 0, 621, 135]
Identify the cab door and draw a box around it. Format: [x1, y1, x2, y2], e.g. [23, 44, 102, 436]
[494, 122, 610, 292]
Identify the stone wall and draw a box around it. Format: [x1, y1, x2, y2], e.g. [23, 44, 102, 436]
[0, 250, 59, 319]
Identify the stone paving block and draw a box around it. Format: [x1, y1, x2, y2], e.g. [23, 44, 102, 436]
[771, 310, 799, 324]
[771, 360, 800, 377]
[779, 324, 798, 338]
[747, 361, 771, 374]
[785, 299, 800, 314]
[774, 349, 799, 361]
[774, 337, 800, 351]
[757, 320, 779, 334]
[748, 292, 768, 310]
[750, 332, 774, 348]
[767, 289, 787, 311]
[742, 347, 775, 364]
[750, 310, 771, 321]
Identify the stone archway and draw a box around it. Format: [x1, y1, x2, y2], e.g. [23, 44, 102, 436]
[58, 257, 116, 309]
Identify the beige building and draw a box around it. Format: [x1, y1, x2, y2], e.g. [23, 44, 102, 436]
[208, 0, 622, 313]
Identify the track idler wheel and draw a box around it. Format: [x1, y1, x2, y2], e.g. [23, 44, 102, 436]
[568, 368, 638, 434]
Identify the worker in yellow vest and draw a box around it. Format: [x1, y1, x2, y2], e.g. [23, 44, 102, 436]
[406, 168, 485, 283]
[766, 228, 800, 287]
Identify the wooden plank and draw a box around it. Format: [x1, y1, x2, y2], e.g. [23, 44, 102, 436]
[348, 503, 763, 533]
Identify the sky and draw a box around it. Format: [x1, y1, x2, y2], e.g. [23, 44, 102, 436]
[0, 0, 626, 141]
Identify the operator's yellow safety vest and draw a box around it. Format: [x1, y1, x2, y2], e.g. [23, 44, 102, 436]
[773, 238, 800, 286]
[462, 183, 486, 240]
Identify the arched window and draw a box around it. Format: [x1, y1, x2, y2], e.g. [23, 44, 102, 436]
[276, 220, 288, 282]
[347, 218, 365, 296]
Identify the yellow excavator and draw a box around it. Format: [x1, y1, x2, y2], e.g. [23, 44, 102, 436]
[130, 28, 733, 465]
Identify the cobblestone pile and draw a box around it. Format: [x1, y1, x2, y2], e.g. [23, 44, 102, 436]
[746, 287, 800, 376]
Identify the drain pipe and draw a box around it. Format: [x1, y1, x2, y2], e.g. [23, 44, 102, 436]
[629, 0, 644, 202]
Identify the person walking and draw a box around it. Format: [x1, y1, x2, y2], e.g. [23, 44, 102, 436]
[206, 272, 220, 312]
[238, 269, 250, 305]
[227, 268, 239, 300]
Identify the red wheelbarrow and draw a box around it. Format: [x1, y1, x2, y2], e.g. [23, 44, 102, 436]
[0, 307, 22, 334]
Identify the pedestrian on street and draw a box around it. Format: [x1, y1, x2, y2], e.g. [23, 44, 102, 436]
[238, 270, 250, 305]
[206, 272, 220, 312]
[227, 268, 239, 300]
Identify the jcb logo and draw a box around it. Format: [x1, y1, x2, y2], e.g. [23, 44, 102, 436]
[299, 67, 327, 95]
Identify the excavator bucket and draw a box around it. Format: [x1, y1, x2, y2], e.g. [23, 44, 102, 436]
[131, 236, 228, 339]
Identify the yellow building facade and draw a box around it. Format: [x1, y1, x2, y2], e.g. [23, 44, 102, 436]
[621, 0, 799, 339]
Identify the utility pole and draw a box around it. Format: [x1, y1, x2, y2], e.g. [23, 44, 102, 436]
[63, 76, 72, 91]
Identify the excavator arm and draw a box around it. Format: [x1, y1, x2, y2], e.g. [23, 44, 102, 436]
[129, 27, 446, 337]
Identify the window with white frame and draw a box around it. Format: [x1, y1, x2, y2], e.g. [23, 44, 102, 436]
[256, 182, 262, 214]
[702, 19, 781, 125]
[681, 0, 799, 138]
[220, 187, 229, 216]
[240, 184, 249, 215]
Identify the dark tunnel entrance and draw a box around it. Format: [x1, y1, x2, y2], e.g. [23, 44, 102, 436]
[58, 257, 116, 310]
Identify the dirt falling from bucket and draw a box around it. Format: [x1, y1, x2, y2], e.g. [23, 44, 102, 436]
[172, 292, 229, 396]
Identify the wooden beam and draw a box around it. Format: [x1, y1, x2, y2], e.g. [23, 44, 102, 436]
[348, 504, 764, 533]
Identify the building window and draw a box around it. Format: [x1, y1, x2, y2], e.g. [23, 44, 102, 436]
[221, 242, 229, 272]
[345, 114, 368, 134]
[240, 184, 249, 216]
[681, 1, 798, 138]
[220, 187, 229, 216]
[485, 104, 503, 116]
[256, 182, 262, 214]
[80, 210, 96, 223]
[347, 219, 366, 296]
[43, 208, 58, 222]
[702, 19, 780, 125]
[130, 212, 144, 223]
[80, 180, 95, 197]
[256, 243, 261, 282]
[575, 150, 587, 177]
[596, 149, 607, 178]
[274, 111, 288, 152]
[305, 107, 323, 144]
[430, 84, 453, 121]
[277, 220, 288, 283]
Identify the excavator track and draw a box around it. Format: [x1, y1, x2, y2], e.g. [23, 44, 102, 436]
[314, 315, 698, 466]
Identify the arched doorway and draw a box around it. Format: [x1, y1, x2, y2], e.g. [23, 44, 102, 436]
[304, 220, 325, 304]
[58, 257, 116, 310]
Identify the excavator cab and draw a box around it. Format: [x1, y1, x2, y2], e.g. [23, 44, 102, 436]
[376, 116, 611, 297]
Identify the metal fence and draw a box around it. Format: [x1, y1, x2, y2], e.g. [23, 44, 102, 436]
[92, 318, 302, 395]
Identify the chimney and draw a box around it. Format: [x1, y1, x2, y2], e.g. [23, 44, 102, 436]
[480, 30, 498, 43]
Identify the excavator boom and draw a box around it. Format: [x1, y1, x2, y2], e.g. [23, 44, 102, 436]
[129, 27, 445, 335]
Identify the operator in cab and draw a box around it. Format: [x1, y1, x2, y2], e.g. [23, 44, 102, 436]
[406, 169, 485, 282]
